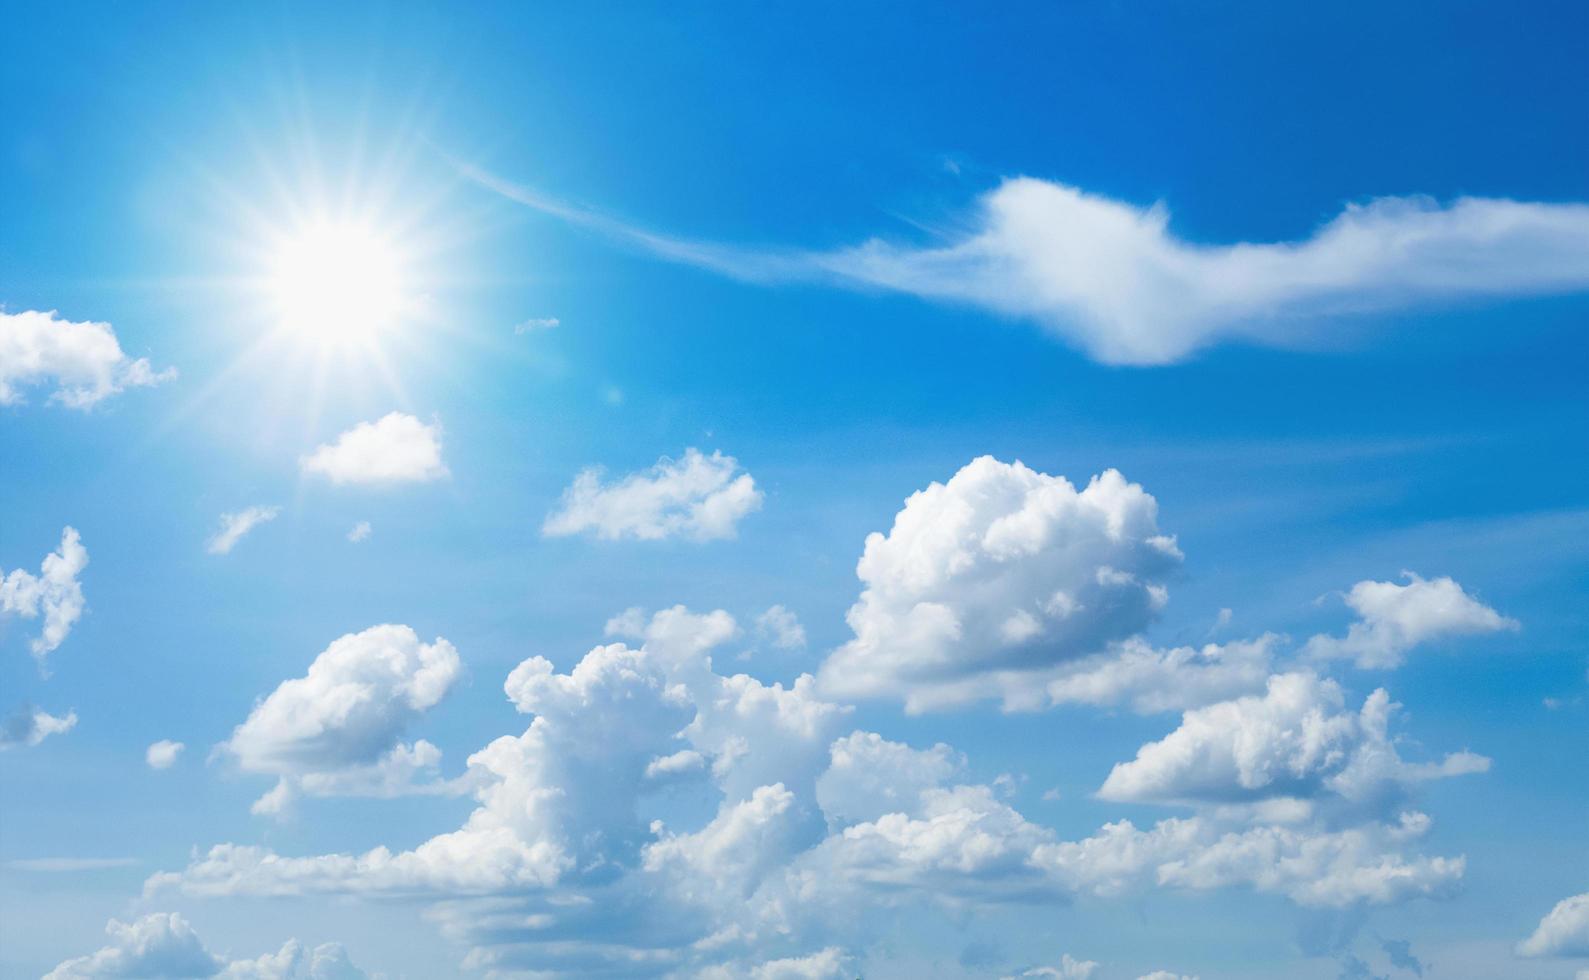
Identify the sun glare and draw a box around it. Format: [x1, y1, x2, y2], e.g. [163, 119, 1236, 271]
[266, 220, 406, 345]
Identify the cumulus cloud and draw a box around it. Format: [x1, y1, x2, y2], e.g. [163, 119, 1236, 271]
[43, 912, 369, 980]
[146, 739, 185, 769]
[0, 309, 173, 408]
[817, 456, 1181, 711]
[300, 412, 448, 485]
[222, 625, 463, 815]
[1517, 891, 1589, 957]
[1, 526, 88, 669]
[207, 506, 281, 555]
[0, 704, 76, 749]
[543, 448, 762, 542]
[1304, 573, 1517, 668]
[468, 165, 1589, 363]
[756, 604, 807, 650]
[1098, 672, 1489, 812]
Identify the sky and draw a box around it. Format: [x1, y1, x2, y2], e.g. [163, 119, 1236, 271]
[1, 3, 1587, 979]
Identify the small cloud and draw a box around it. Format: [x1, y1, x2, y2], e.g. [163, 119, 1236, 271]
[755, 605, 806, 650]
[206, 506, 280, 556]
[543, 448, 762, 542]
[514, 316, 560, 333]
[301, 412, 448, 486]
[0, 704, 76, 749]
[1, 526, 88, 668]
[146, 740, 185, 770]
[347, 521, 372, 543]
[1041, 787, 1063, 801]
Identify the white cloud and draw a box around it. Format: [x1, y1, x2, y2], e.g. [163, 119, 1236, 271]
[816, 456, 1181, 711]
[146, 739, 185, 769]
[815, 731, 964, 829]
[1304, 572, 1517, 668]
[300, 412, 448, 486]
[1, 526, 88, 668]
[543, 448, 762, 542]
[514, 316, 560, 333]
[207, 506, 281, 555]
[43, 912, 369, 980]
[222, 625, 463, 815]
[756, 604, 807, 650]
[468, 165, 1589, 363]
[1043, 635, 1275, 714]
[1137, 973, 1199, 980]
[346, 521, 372, 543]
[44, 912, 221, 979]
[1517, 891, 1589, 957]
[0, 705, 77, 749]
[1003, 954, 1099, 979]
[1097, 672, 1489, 810]
[0, 309, 174, 408]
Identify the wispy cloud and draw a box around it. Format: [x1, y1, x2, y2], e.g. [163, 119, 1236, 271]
[206, 506, 281, 556]
[463, 163, 1589, 363]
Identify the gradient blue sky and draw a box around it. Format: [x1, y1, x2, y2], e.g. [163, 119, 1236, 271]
[2, 4, 1586, 979]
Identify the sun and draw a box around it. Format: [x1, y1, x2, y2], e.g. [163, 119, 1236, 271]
[265, 218, 407, 347]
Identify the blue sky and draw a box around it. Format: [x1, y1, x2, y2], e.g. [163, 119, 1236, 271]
[2, 3, 1586, 979]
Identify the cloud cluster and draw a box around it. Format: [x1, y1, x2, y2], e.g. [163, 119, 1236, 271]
[544, 448, 763, 542]
[470, 164, 1589, 363]
[300, 412, 448, 486]
[222, 624, 464, 815]
[143, 458, 1515, 976]
[1304, 572, 1517, 668]
[43, 912, 369, 980]
[153, 608, 1477, 975]
[1, 526, 88, 668]
[817, 456, 1182, 711]
[0, 309, 173, 408]
[207, 506, 281, 555]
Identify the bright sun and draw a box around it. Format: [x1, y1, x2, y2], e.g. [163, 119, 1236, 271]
[266, 219, 406, 345]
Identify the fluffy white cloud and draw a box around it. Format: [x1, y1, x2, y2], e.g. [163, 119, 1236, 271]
[207, 506, 281, 555]
[0, 704, 76, 749]
[1, 526, 88, 668]
[1304, 573, 1517, 668]
[44, 912, 220, 979]
[1517, 891, 1589, 957]
[817, 456, 1181, 711]
[543, 448, 763, 542]
[300, 412, 448, 485]
[756, 604, 807, 650]
[1137, 972, 1199, 980]
[1097, 672, 1489, 810]
[146, 739, 184, 769]
[346, 521, 371, 543]
[471, 166, 1589, 363]
[0, 309, 173, 408]
[222, 625, 463, 814]
[43, 912, 368, 980]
